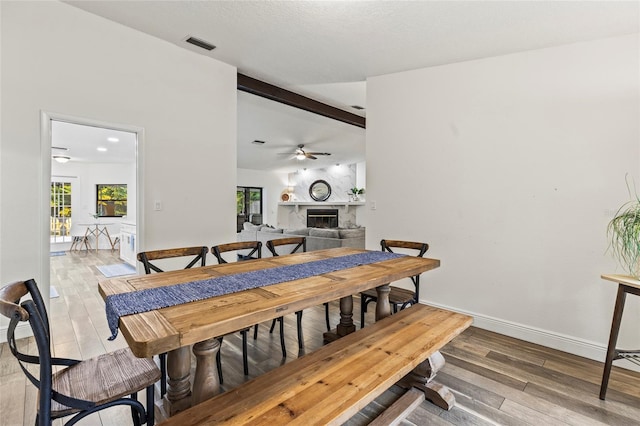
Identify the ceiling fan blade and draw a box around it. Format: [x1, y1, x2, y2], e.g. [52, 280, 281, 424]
[306, 152, 331, 156]
[306, 154, 318, 160]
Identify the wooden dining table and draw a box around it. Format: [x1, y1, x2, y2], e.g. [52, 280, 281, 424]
[98, 247, 441, 417]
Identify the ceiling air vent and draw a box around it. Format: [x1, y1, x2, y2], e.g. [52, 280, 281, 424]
[185, 36, 216, 51]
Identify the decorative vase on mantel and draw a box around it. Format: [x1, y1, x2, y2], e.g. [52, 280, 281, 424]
[349, 187, 364, 203]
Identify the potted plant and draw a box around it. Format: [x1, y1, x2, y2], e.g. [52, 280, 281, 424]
[349, 187, 365, 202]
[608, 177, 640, 278]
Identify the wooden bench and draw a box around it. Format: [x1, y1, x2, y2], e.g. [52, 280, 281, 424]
[160, 304, 472, 425]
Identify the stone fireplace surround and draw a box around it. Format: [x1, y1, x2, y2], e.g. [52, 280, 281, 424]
[277, 163, 365, 230]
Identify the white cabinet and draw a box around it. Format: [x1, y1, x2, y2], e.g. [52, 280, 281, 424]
[119, 222, 137, 266]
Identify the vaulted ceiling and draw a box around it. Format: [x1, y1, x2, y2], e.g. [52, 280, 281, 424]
[64, 1, 639, 171]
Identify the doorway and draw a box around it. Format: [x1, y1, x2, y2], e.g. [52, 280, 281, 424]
[41, 113, 143, 299]
[49, 119, 138, 256]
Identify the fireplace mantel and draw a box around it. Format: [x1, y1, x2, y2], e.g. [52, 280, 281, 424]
[278, 201, 365, 213]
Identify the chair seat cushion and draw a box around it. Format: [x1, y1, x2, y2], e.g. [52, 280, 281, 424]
[362, 286, 416, 304]
[49, 347, 161, 416]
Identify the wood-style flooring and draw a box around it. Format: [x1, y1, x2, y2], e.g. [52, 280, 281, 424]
[1, 250, 638, 425]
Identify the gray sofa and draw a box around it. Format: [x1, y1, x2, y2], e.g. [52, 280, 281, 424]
[238, 223, 365, 256]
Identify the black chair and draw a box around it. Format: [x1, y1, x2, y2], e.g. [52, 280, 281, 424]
[137, 246, 222, 390]
[360, 239, 429, 328]
[265, 237, 307, 351]
[0, 279, 160, 426]
[211, 241, 270, 375]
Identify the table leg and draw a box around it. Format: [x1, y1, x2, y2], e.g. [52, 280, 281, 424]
[375, 284, 391, 321]
[192, 338, 221, 404]
[600, 284, 627, 400]
[161, 346, 192, 416]
[336, 295, 356, 338]
[102, 226, 114, 250]
[93, 226, 100, 253]
[324, 284, 393, 343]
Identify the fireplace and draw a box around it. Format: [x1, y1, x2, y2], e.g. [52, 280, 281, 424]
[307, 209, 338, 228]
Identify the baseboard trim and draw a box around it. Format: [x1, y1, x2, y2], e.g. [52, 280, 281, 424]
[422, 299, 640, 373]
[0, 322, 32, 343]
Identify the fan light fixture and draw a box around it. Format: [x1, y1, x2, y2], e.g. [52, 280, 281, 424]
[296, 153, 306, 160]
[53, 155, 71, 163]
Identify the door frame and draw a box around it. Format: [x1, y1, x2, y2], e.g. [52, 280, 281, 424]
[40, 111, 144, 310]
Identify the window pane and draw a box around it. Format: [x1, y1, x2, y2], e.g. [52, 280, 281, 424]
[97, 184, 127, 217]
[249, 189, 261, 215]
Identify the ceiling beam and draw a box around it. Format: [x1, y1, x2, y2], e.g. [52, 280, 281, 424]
[237, 73, 366, 129]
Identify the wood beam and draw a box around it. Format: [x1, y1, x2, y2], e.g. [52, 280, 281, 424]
[237, 73, 366, 129]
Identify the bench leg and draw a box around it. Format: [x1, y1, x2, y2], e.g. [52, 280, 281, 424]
[399, 351, 456, 411]
[192, 337, 221, 405]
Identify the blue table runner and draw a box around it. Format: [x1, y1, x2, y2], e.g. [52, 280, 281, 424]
[105, 251, 405, 340]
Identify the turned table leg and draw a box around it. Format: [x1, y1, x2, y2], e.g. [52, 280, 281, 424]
[336, 295, 356, 337]
[375, 284, 391, 321]
[161, 346, 192, 416]
[324, 284, 392, 343]
[192, 337, 221, 404]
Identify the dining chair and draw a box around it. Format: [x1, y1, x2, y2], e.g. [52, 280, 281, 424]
[137, 246, 221, 391]
[0, 279, 160, 426]
[265, 237, 307, 351]
[360, 239, 430, 328]
[211, 241, 271, 375]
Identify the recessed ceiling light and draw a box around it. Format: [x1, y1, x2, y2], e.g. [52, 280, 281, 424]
[53, 155, 70, 163]
[351, 105, 365, 110]
[97, 147, 107, 152]
[107, 137, 119, 142]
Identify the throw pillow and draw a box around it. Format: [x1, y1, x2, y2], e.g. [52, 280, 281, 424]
[261, 227, 284, 233]
[243, 222, 260, 231]
[285, 228, 310, 236]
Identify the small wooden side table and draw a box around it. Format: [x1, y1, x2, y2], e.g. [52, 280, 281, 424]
[599, 274, 640, 400]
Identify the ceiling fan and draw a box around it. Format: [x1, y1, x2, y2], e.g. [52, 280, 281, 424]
[284, 144, 331, 160]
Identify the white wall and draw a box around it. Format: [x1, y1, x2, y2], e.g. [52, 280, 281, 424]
[366, 34, 640, 364]
[237, 168, 288, 228]
[1, 1, 237, 334]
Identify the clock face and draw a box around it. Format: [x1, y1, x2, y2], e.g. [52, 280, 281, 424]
[281, 193, 290, 202]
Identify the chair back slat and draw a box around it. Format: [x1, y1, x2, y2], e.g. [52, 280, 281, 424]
[266, 237, 306, 256]
[137, 246, 208, 274]
[381, 239, 429, 258]
[211, 241, 262, 264]
[380, 239, 430, 299]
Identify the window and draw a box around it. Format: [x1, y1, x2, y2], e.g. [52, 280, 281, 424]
[51, 182, 71, 241]
[237, 186, 262, 232]
[97, 184, 127, 217]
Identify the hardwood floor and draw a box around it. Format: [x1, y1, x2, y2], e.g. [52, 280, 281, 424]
[1, 250, 638, 425]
